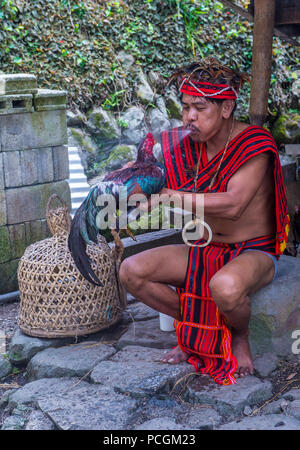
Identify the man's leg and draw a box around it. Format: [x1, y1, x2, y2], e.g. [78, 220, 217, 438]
[119, 244, 189, 319]
[119, 244, 190, 363]
[209, 250, 275, 377]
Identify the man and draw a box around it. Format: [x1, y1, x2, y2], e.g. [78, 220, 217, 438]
[119, 58, 289, 385]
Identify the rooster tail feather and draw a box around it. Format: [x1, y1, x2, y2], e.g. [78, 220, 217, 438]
[68, 202, 103, 286]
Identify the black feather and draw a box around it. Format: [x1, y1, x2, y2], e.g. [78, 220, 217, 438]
[68, 202, 103, 286]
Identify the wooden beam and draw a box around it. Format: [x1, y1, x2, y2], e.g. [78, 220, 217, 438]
[249, 0, 276, 126]
[218, 0, 299, 46]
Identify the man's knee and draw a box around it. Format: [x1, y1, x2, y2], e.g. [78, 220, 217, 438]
[119, 257, 144, 291]
[209, 272, 246, 313]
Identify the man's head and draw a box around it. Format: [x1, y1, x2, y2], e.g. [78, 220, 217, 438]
[168, 57, 249, 142]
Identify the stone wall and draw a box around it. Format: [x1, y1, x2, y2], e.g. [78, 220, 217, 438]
[0, 74, 71, 294]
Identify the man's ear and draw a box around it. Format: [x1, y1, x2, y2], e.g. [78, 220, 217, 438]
[221, 100, 235, 119]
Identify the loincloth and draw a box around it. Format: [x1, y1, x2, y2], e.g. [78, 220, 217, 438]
[175, 234, 277, 385]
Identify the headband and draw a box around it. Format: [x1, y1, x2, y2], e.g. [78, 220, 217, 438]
[179, 78, 238, 100]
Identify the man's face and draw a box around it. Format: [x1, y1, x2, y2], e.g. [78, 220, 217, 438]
[181, 94, 230, 142]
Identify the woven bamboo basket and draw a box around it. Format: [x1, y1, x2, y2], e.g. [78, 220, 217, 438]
[17, 194, 126, 338]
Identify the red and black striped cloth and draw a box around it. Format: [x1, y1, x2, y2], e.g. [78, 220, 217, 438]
[180, 79, 238, 100]
[161, 125, 289, 385]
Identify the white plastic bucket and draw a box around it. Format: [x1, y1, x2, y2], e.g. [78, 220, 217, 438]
[159, 312, 175, 331]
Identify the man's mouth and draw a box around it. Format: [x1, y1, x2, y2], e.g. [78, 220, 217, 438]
[185, 125, 200, 134]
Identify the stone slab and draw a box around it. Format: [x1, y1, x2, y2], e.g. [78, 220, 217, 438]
[33, 89, 67, 112]
[0, 258, 19, 294]
[27, 341, 116, 380]
[0, 94, 33, 115]
[25, 409, 56, 430]
[0, 74, 37, 95]
[0, 354, 12, 379]
[3, 151, 22, 187]
[8, 329, 74, 365]
[125, 302, 159, 321]
[137, 396, 222, 430]
[250, 255, 300, 358]
[135, 418, 192, 430]
[24, 219, 50, 246]
[285, 144, 300, 157]
[186, 375, 273, 418]
[20, 147, 54, 185]
[218, 413, 300, 430]
[0, 189, 7, 226]
[253, 352, 279, 378]
[52, 145, 69, 181]
[0, 154, 4, 189]
[9, 377, 138, 430]
[0, 225, 10, 263]
[5, 180, 71, 224]
[116, 317, 177, 350]
[0, 110, 67, 152]
[91, 346, 194, 397]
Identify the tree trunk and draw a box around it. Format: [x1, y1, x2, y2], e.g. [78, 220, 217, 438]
[249, 0, 276, 126]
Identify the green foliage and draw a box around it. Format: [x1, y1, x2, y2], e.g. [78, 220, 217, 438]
[0, 0, 298, 117]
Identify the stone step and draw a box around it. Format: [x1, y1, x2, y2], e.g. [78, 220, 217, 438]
[69, 183, 90, 192]
[70, 187, 90, 195]
[67, 146, 89, 216]
[68, 174, 89, 183]
[70, 195, 88, 204]
[68, 152, 81, 159]
[68, 163, 85, 171]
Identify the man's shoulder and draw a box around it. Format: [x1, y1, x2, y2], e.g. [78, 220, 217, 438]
[235, 123, 277, 152]
[236, 123, 273, 138]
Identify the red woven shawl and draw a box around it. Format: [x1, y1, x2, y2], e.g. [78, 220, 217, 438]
[161, 125, 289, 385]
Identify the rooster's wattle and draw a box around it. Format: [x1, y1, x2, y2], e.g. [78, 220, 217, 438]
[68, 133, 166, 285]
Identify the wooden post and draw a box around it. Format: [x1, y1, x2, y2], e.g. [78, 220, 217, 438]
[249, 0, 276, 126]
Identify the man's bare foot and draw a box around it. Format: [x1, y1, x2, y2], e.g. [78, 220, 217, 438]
[231, 329, 254, 377]
[161, 345, 189, 364]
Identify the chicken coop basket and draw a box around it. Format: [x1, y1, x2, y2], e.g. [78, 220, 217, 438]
[17, 194, 126, 338]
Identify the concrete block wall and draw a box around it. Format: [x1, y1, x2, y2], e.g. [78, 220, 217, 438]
[0, 74, 71, 294]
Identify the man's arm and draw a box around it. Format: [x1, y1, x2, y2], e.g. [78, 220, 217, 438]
[161, 152, 272, 220]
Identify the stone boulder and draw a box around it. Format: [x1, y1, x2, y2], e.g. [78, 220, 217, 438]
[271, 114, 300, 146]
[148, 108, 170, 141]
[121, 106, 148, 145]
[164, 88, 182, 120]
[94, 144, 137, 176]
[86, 106, 121, 140]
[250, 255, 300, 358]
[135, 70, 155, 105]
[0, 354, 12, 379]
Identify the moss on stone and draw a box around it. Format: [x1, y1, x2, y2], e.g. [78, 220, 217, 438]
[272, 114, 300, 146]
[0, 259, 19, 294]
[70, 128, 97, 154]
[0, 190, 7, 226]
[0, 226, 11, 263]
[98, 144, 137, 174]
[8, 224, 26, 259]
[87, 108, 121, 140]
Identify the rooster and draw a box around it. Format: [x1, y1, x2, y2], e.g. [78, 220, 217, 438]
[68, 133, 166, 286]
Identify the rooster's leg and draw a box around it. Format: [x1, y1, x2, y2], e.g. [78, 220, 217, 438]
[111, 229, 124, 264]
[125, 227, 137, 241]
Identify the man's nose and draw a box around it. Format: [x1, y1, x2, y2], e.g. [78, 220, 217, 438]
[187, 107, 197, 122]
